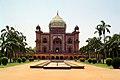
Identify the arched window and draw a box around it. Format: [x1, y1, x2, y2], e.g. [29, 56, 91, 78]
[68, 47, 72, 53]
[53, 38, 62, 44]
[68, 38, 72, 44]
[43, 47, 47, 53]
[43, 38, 47, 43]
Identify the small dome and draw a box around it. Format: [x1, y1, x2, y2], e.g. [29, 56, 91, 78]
[75, 25, 79, 30]
[49, 12, 66, 28]
[36, 25, 40, 30]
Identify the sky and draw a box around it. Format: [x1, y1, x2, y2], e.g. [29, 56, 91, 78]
[0, 0, 120, 48]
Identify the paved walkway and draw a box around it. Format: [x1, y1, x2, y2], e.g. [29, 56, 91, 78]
[0, 60, 120, 80]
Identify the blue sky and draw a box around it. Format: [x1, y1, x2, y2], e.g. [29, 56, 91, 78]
[0, 0, 120, 48]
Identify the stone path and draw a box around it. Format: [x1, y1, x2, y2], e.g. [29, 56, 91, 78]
[0, 60, 120, 80]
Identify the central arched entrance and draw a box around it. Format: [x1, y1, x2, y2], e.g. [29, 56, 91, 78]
[56, 47, 59, 53]
[53, 38, 62, 53]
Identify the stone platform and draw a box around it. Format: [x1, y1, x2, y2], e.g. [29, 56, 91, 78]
[30, 60, 84, 69]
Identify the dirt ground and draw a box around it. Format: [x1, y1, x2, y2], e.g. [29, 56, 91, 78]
[0, 60, 120, 80]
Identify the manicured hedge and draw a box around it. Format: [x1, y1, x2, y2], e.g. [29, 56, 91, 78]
[80, 58, 85, 62]
[17, 58, 22, 63]
[2, 57, 8, 65]
[106, 58, 112, 66]
[92, 58, 97, 64]
[22, 57, 26, 63]
[88, 58, 92, 63]
[112, 57, 120, 69]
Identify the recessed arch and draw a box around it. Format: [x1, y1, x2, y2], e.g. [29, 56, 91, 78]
[33, 56, 36, 59]
[51, 56, 55, 60]
[38, 56, 40, 59]
[46, 56, 50, 60]
[43, 38, 47, 43]
[60, 56, 63, 60]
[42, 56, 45, 60]
[56, 56, 59, 60]
[53, 38, 62, 53]
[70, 56, 73, 60]
[68, 38, 72, 44]
[74, 56, 77, 59]
[68, 47, 72, 53]
[42, 46, 47, 53]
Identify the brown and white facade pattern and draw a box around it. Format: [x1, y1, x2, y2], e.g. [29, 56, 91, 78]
[30, 13, 82, 60]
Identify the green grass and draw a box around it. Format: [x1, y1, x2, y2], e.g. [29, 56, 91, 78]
[77, 60, 113, 69]
[0, 60, 38, 68]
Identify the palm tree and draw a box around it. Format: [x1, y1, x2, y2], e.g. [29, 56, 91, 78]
[109, 34, 120, 57]
[86, 37, 102, 58]
[95, 20, 111, 63]
[80, 37, 103, 59]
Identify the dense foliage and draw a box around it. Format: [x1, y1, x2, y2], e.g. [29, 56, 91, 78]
[88, 58, 92, 63]
[79, 58, 85, 62]
[106, 58, 112, 66]
[0, 26, 27, 63]
[2, 57, 8, 65]
[112, 57, 120, 69]
[22, 57, 26, 63]
[17, 58, 22, 63]
[92, 58, 97, 64]
[80, 20, 120, 65]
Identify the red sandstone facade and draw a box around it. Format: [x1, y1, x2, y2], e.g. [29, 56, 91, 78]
[32, 13, 82, 60]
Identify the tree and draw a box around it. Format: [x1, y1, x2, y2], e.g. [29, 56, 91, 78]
[108, 34, 120, 58]
[0, 25, 27, 63]
[80, 37, 102, 59]
[26, 46, 35, 52]
[95, 20, 111, 63]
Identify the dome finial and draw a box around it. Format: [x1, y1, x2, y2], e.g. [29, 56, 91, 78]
[57, 10, 59, 15]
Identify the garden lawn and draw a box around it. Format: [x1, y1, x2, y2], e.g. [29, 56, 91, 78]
[0, 60, 120, 80]
[77, 60, 113, 69]
[0, 60, 38, 68]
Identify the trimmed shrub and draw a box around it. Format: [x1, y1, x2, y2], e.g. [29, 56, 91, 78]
[80, 58, 85, 62]
[29, 58, 34, 62]
[0, 58, 2, 65]
[88, 58, 92, 63]
[2, 57, 8, 65]
[17, 58, 22, 63]
[22, 57, 26, 63]
[112, 57, 120, 69]
[92, 58, 97, 64]
[106, 58, 112, 66]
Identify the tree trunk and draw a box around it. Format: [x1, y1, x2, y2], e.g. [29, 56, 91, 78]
[10, 53, 12, 63]
[103, 55, 104, 64]
[96, 53, 98, 59]
[117, 50, 119, 57]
